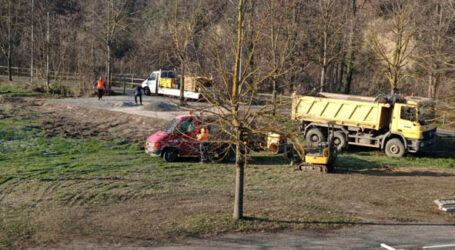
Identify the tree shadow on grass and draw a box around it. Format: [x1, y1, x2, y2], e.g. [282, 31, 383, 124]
[249, 155, 290, 166]
[345, 136, 455, 159]
[242, 216, 455, 227]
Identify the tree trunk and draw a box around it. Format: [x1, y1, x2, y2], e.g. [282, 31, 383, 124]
[320, 64, 326, 92]
[7, 0, 12, 81]
[7, 52, 12, 82]
[233, 138, 244, 220]
[232, 0, 244, 221]
[272, 77, 277, 116]
[428, 74, 434, 98]
[428, 73, 439, 99]
[46, 11, 50, 92]
[320, 50, 327, 92]
[30, 0, 34, 84]
[343, 0, 356, 94]
[107, 44, 111, 95]
[391, 73, 398, 94]
[180, 64, 185, 106]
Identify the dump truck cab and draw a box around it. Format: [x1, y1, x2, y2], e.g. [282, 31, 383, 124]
[389, 97, 436, 153]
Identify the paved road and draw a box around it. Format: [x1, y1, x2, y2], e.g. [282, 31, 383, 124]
[438, 128, 455, 137]
[154, 224, 455, 250]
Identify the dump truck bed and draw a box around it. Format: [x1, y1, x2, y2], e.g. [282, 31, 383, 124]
[292, 92, 392, 130]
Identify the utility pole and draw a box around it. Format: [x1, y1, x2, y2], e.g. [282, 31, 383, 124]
[30, 0, 34, 84]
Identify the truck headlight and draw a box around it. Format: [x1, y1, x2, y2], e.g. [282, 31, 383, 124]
[147, 142, 160, 148]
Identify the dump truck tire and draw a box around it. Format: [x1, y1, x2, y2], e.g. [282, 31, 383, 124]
[333, 131, 347, 152]
[306, 128, 326, 146]
[385, 138, 405, 157]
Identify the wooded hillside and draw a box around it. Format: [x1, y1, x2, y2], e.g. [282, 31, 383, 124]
[0, 0, 454, 99]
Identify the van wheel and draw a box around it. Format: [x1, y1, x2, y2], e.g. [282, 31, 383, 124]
[333, 131, 347, 152]
[144, 87, 151, 96]
[163, 149, 178, 162]
[306, 128, 326, 146]
[385, 138, 405, 157]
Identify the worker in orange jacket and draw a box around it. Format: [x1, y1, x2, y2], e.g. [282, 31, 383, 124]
[197, 127, 210, 163]
[95, 77, 105, 100]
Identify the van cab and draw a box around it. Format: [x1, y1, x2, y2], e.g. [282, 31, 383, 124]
[145, 115, 200, 162]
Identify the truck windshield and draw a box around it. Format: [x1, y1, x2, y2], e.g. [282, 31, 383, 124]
[419, 103, 435, 125]
[163, 118, 179, 133]
[400, 106, 417, 122]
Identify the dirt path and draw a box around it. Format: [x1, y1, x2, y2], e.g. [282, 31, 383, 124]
[49, 95, 211, 120]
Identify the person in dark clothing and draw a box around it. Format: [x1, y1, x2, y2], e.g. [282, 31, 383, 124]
[134, 85, 142, 105]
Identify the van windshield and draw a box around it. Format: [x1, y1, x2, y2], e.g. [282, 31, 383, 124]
[163, 118, 179, 133]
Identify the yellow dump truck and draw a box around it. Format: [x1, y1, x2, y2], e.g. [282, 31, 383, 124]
[292, 92, 437, 157]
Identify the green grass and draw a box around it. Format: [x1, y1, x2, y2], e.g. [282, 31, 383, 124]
[0, 82, 46, 97]
[0, 109, 357, 248]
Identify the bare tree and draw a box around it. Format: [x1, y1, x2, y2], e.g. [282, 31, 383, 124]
[0, 0, 22, 81]
[317, 0, 343, 92]
[198, 0, 291, 220]
[367, 0, 416, 94]
[414, 1, 454, 98]
[169, 1, 202, 106]
[342, 0, 358, 94]
[87, 0, 129, 94]
[265, 0, 297, 115]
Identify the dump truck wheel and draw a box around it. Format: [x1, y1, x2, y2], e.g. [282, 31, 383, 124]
[385, 138, 405, 157]
[333, 131, 347, 152]
[306, 128, 326, 146]
[163, 149, 178, 162]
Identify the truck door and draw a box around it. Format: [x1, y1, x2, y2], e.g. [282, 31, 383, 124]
[149, 73, 158, 93]
[174, 118, 199, 155]
[392, 104, 420, 139]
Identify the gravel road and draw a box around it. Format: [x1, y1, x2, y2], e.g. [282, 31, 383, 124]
[49, 95, 210, 120]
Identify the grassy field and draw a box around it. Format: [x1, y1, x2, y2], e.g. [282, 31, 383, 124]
[1, 84, 455, 248]
[0, 108, 355, 248]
